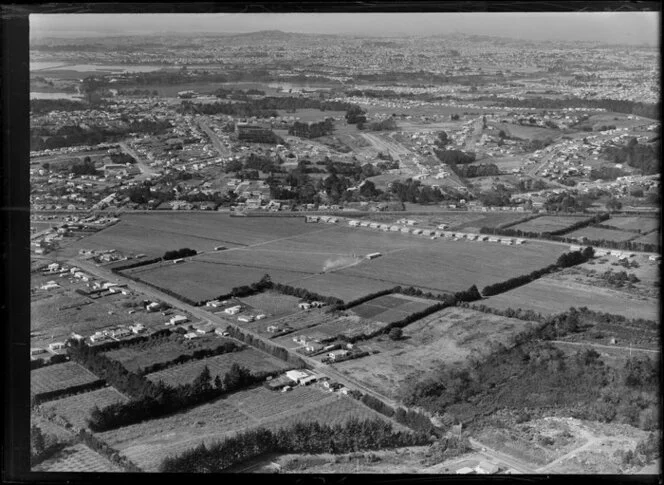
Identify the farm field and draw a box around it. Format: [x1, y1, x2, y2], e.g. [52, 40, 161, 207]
[194, 247, 330, 274]
[631, 231, 661, 246]
[349, 293, 437, 324]
[99, 383, 396, 472]
[334, 307, 535, 400]
[32, 443, 124, 472]
[31, 362, 102, 397]
[239, 291, 302, 319]
[604, 216, 659, 233]
[40, 387, 129, 429]
[566, 227, 640, 243]
[338, 239, 567, 294]
[124, 260, 308, 303]
[145, 348, 291, 387]
[104, 335, 234, 373]
[510, 215, 591, 233]
[492, 122, 561, 141]
[451, 212, 530, 231]
[483, 277, 659, 321]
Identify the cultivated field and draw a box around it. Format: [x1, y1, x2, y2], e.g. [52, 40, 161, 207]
[285, 272, 397, 302]
[604, 216, 659, 233]
[32, 443, 124, 472]
[31, 362, 102, 397]
[124, 260, 307, 302]
[145, 348, 291, 387]
[350, 293, 437, 324]
[334, 307, 535, 400]
[510, 215, 591, 233]
[104, 335, 234, 373]
[483, 277, 660, 321]
[631, 231, 661, 246]
[40, 387, 129, 429]
[566, 227, 640, 243]
[451, 212, 530, 231]
[99, 383, 395, 472]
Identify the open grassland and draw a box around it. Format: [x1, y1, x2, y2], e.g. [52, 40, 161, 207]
[566, 227, 640, 243]
[68, 213, 328, 258]
[510, 215, 591, 233]
[284, 272, 397, 302]
[31, 362, 102, 396]
[145, 348, 291, 387]
[483, 277, 659, 321]
[451, 212, 529, 231]
[104, 335, 233, 373]
[334, 307, 535, 400]
[124, 260, 308, 302]
[604, 216, 659, 233]
[239, 291, 301, 318]
[338, 239, 566, 294]
[33, 443, 124, 472]
[99, 384, 394, 472]
[350, 293, 437, 324]
[493, 122, 561, 141]
[41, 387, 128, 429]
[195, 247, 329, 274]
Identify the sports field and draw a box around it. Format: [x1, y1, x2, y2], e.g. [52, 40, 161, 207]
[483, 277, 660, 321]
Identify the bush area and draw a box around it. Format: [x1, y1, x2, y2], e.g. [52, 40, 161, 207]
[33, 380, 106, 406]
[288, 119, 335, 139]
[138, 340, 244, 376]
[602, 138, 660, 175]
[109, 256, 162, 272]
[163, 248, 197, 261]
[30, 425, 67, 467]
[159, 418, 429, 472]
[31, 98, 87, 115]
[403, 338, 659, 431]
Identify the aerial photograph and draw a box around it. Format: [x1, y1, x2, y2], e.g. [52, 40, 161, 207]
[27, 10, 660, 475]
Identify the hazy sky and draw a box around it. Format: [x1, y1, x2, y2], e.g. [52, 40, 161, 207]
[30, 12, 660, 45]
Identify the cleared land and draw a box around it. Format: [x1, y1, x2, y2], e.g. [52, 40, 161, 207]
[99, 383, 395, 472]
[104, 335, 234, 373]
[145, 348, 291, 387]
[40, 387, 129, 429]
[350, 293, 437, 324]
[566, 227, 640, 243]
[32, 443, 124, 472]
[31, 362, 102, 396]
[510, 216, 591, 233]
[334, 307, 535, 400]
[239, 291, 301, 319]
[483, 277, 659, 321]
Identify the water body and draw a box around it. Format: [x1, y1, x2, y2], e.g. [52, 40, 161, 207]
[31, 92, 84, 100]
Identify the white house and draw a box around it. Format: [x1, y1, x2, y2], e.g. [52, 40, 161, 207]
[224, 305, 242, 315]
[169, 315, 189, 325]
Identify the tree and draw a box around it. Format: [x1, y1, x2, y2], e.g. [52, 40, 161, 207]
[388, 328, 403, 341]
[31, 425, 46, 457]
[434, 131, 450, 148]
[606, 198, 623, 211]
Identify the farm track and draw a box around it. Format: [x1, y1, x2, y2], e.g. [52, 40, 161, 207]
[549, 340, 660, 355]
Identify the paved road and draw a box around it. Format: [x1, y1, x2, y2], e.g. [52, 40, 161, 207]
[198, 118, 230, 159]
[118, 141, 158, 179]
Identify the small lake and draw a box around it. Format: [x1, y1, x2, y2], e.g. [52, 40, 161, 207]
[31, 91, 84, 100]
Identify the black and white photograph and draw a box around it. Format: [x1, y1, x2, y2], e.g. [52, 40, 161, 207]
[8, 4, 662, 478]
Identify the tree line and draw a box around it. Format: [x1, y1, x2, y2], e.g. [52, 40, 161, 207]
[163, 248, 197, 260]
[452, 163, 500, 178]
[288, 119, 335, 138]
[602, 138, 660, 175]
[224, 326, 308, 368]
[31, 98, 87, 115]
[159, 418, 430, 472]
[481, 247, 594, 296]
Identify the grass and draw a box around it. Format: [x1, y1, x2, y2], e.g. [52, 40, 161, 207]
[145, 348, 292, 387]
[276, 109, 345, 123]
[31, 362, 102, 397]
[631, 231, 661, 246]
[239, 291, 301, 318]
[333, 307, 534, 400]
[125, 260, 308, 302]
[41, 387, 129, 429]
[604, 216, 659, 233]
[493, 122, 561, 141]
[566, 227, 639, 243]
[32, 443, 124, 472]
[104, 334, 232, 373]
[510, 216, 592, 233]
[284, 273, 397, 302]
[483, 276, 660, 321]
